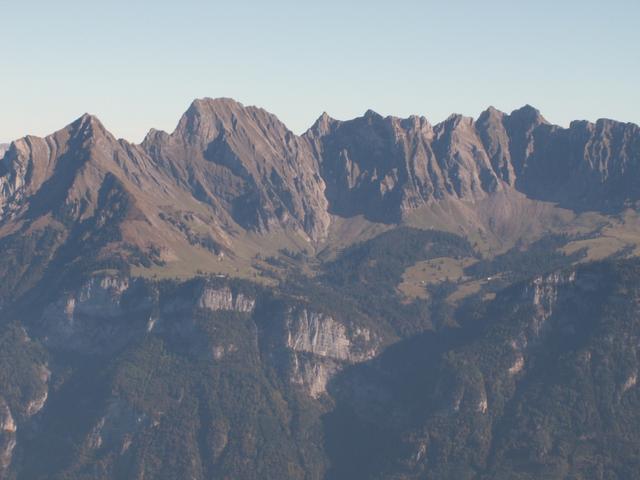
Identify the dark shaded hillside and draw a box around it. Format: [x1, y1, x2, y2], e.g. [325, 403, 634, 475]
[323, 259, 640, 480]
[0, 275, 334, 479]
[0, 225, 635, 479]
[318, 227, 476, 334]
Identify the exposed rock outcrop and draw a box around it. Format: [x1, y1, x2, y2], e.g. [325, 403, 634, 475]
[286, 308, 374, 362]
[198, 286, 255, 313]
[0, 397, 17, 470]
[40, 273, 150, 353]
[0, 400, 16, 434]
[42, 273, 130, 324]
[0, 140, 33, 220]
[284, 307, 378, 397]
[524, 270, 577, 337]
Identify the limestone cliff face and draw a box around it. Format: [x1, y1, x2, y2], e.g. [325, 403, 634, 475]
[159, 281, 256, 321]
[73, 275, 131, 317]
[0, 398, 16, 471]
[43, 273, 131, 321]
[0, 330, 50, 474]
[24, 272, 386, 476]
[0, 141, 30, 221]
[522, 270, 578, 337]
[40, 273, 150, 353]
[285, 308, 375, 362]
[198, 285, 255, 313]
[284, 307, 378, 398]
[39, 275, 258, 360]
[39, 271, 375, 402]
[0, 401, 16, 435]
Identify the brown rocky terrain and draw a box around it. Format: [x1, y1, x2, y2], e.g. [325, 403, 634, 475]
[0, 98, 638, 283]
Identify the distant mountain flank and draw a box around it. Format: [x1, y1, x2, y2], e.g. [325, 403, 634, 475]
[0, 98, 638, 282]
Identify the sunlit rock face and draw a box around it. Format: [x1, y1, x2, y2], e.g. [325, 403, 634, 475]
[284, 307, 378, 397]
[198, 286, 255, 313]
[0, 398, 16, 471]
[524, 270, 577, 337]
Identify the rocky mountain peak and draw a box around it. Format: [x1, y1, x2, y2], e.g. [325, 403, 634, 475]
[141, 127, 170, 147]
[508, 104, 548, 128]
[363, 108, 383, 120]
[65, 113, 113, 144]
[398, 114, 432, 133]
[75, 112, 105, 128]
[477, 105, 506, 124]
[307, 111, 337, 137]
[173, 97, 286, 145]
[0, 113, 112, 185]
[433, 113, 476, 139]
[184, 96, 247, 122]
[140, 97, 332, 242]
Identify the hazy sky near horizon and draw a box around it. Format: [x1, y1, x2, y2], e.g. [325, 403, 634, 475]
[1, 0, 638, 143]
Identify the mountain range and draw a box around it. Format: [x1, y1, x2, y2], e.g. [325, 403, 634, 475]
[1, 99, 640, 479]
[2, 98, 640, 284]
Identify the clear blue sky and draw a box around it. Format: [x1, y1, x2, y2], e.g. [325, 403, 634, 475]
[1, 0, 638, 143]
